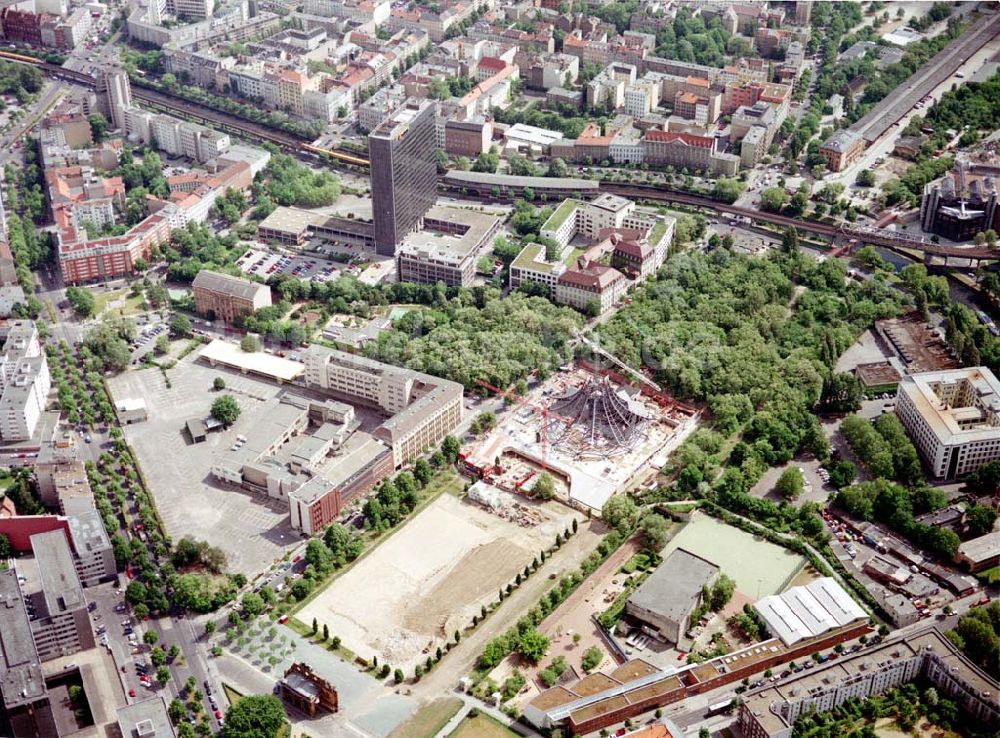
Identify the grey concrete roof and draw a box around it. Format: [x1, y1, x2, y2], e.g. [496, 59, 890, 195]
[30, 530, 85, 616]
[0, 570, 45, 709]
[68, 509, 111, 556]
[627, 547, 719, 622]
[192, 270, 270, 301]
[117, 696, 177, 738]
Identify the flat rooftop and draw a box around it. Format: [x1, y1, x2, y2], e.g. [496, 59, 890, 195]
[29, 530, 85, 616]
[258, 205, 326, 235]
[628, 548, 719, 624]
[117, 697, 176, 738]
[899, 366, 1000, 445]
[67, 509, 110, 555]
[958, 531, 1000, 563]
[397, 205, 501, 264]
[0, 570, 45, 708]
[199, 339, 304, 382]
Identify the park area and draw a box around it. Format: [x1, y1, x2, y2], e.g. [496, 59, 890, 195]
[297, 492, 583, 672]
[661, 512, 808, 599]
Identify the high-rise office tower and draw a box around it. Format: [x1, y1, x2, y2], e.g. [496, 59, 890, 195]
[368, 99, 437, 256]
[103, 70, 133, 133]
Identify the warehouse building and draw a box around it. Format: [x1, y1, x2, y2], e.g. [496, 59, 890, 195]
[753, 577, 868, 646]
[895, 366, 1000, 478]
[625, 548, 719, 648]
[955, 531, 1000, 572]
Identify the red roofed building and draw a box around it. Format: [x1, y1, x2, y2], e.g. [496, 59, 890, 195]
[475, 55, 507, 81]
[555, 258, 627, 315]
[642, 129, 716, 170]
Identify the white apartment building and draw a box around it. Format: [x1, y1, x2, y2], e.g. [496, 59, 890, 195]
[0, 322, 50, 442]
[540, 194, 643, 247]
[624, 79, 659, 117]
[895, 367, 1000, 479]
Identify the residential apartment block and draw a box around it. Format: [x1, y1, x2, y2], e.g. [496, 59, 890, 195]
[24, 530, 95, 662]
[739, 628, 999, 738]
[0, 321, 50, 442]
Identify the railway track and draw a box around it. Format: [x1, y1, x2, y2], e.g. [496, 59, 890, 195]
[6, 50, 998, 264]
[0, 52, 372, 167]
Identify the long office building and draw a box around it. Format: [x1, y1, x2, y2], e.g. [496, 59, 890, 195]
[738, 627, 999, 738]
[369, 99, 438, 256]
[0, 570, 56, 738]
[895, 366, 1000, 479]
[25, 530, 95, 662]
[302, 345, 463, 468]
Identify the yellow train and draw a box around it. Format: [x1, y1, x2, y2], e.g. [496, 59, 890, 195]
[301, 142, 370, 168]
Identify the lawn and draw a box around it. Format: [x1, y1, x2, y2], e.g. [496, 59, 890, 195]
[387, 698, 463, 738]
[93, 288, 147, 317]
[448, 712, 519, 738]
[975, 565, 1000, 585]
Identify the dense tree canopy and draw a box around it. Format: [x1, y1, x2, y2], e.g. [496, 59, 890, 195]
[367, 290, 582, 390]
[222, 695, 286, 738]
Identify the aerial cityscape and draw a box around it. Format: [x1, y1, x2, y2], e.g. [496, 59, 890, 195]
[0, 1, 996, 738]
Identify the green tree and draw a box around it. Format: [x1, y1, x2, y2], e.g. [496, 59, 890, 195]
[532, 472, 555, 499]
[639, 512, 671, 550]
[240, 334, 260, 352]
[709, 573, 736, 611]
[601, 495, 638, 533]
[775, 467, 804, 499]
[143, 630, 159, 646]
[168, 698, 186, 723]
[966, 504, 997, 538]
[241, 592, 264, 618]
[856, 169, 876, 187]
[88, 112, 109, 142]
[517, 629, 550, 663]
[581, 646, 603, 672]
[213, 377, 226, 391]
[760, 187, 788, 213]
[221, 694, 286, 738]
[65, 286, 96, 318]
[0, 533, 10, 558]
[211, 395, 241, 427]
[169, 314, 193, 337]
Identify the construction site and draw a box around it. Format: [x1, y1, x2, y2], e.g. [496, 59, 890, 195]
[463, 359, 698, 512]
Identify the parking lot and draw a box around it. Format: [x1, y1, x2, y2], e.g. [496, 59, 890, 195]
[106, 355, 302, 577]
[236, 248, 348, 284]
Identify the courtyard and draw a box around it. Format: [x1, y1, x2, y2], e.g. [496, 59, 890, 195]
[106, 355, 303, 577]
[297, 492, 583, 672]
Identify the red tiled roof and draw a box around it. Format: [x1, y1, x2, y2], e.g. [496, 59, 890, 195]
[643, 130, 713, 149]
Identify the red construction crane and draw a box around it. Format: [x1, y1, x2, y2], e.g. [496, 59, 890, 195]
[474, 377, 555, 465]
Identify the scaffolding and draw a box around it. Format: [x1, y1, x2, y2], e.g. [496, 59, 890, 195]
[544, 372, 650, 459]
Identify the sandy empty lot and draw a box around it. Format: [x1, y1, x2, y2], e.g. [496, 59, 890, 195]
[298, 493, 577, 671]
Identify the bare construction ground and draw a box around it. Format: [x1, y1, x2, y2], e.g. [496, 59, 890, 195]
[107, 356, 303, 576]
[298, 493, 581, 672]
